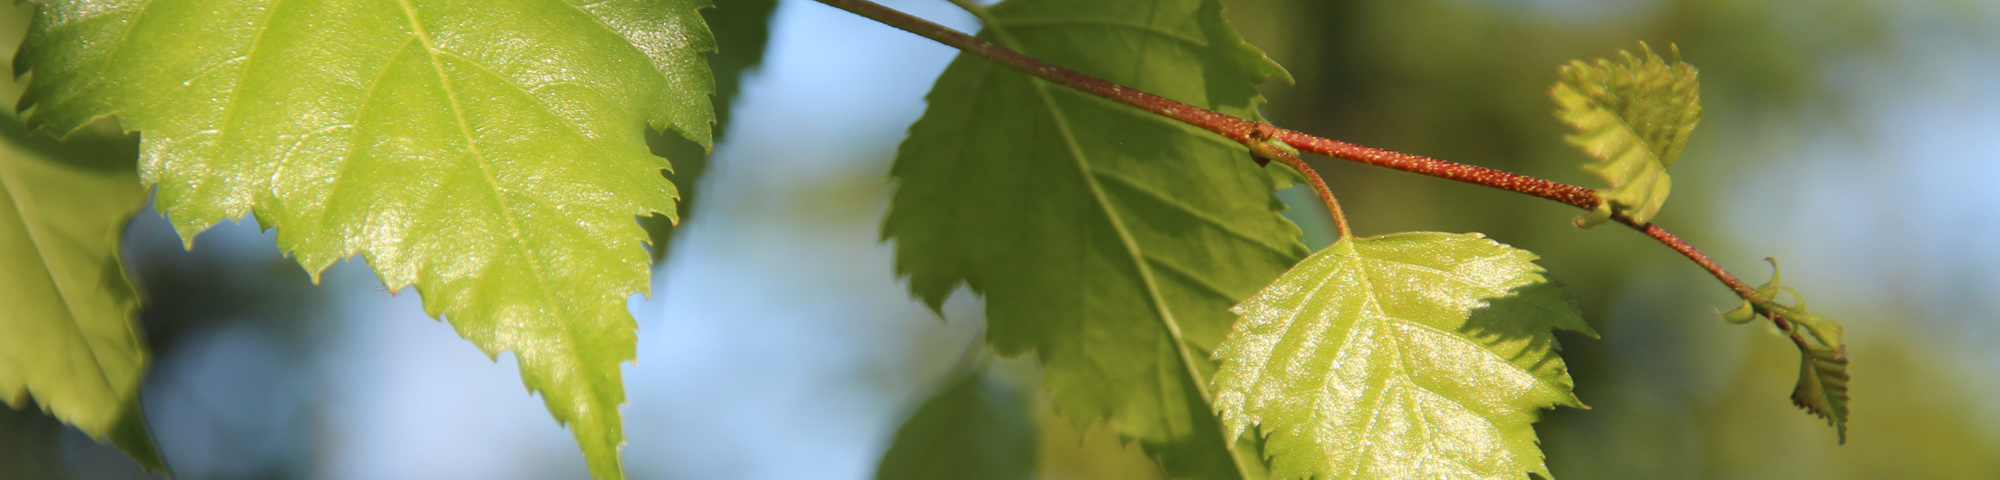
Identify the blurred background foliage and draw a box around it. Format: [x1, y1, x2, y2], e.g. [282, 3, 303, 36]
[3, 0, 1997, 479]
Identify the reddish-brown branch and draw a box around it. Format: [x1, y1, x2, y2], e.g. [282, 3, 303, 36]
[1634, 222, 1790, 330]
[1271, 133, 1600, 209]
[816, 0, 1600, 208]
[814, 0, 1775, 324]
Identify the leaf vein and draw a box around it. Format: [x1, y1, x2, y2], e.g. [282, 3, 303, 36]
[317, 33, 422, 265]
[214, 0, 288, 165]
[1092, 165, 1299, 257]
[70, 0, 158, 107]
[393, 0, 555, 307]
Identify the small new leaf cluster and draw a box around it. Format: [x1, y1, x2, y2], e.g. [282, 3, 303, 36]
[1555, 45, 1849, 443]
[1552, 43, 1701, 227]
[1723, 259, 1851, 441]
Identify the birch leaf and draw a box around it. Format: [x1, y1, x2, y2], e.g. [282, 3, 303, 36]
[1214, 232, 1595, 479]
[16, 1, 720, 477]
[882, 0, 1303, 476]
[0, 116, 163, 473]
[1552, 43, 1700, 227]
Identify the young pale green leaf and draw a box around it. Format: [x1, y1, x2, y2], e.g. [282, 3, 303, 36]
[17, 1, 719, 478]
[0, 117, 164, 473]
[1551, 43, 1700, 227]
[882, 0, 1302, 476]
[875, 368, 1035, 480]
[1213, 232, 1596, 480]
[1793, 343, 1851, 443]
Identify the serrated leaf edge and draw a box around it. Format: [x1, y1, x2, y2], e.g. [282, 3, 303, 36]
[1792, 344, 1851, 443]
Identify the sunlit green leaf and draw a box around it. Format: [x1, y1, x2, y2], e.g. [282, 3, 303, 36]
[1551, 43, 1700, 227]
[1214, 232, 1595, 479]
[875, 367, 1035, 480]
[16, 1, 720, 477]
[0, 116, 163, 473]
[881, 0, 1301, 476]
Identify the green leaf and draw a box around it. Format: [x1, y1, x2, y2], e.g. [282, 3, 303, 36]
[1551, 43, 1700, 227]
[881, 0, 1302, 476]
[0, 115, 164, 473]
[875, 367, 1036, 480]
[1213, 232, 1596, 480]
[16, 1, 720, 478]
[1793, 343, 1851, 444]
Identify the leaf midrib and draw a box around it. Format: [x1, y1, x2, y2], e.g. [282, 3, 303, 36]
[974, 5, 1245, 476]
[390, 0, 561, 324]
[1004, 14, 1294, 260]
[988, 10, 1208, 397]
[1369, 280, 1555, 458]
[211, 0, 288, 158]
